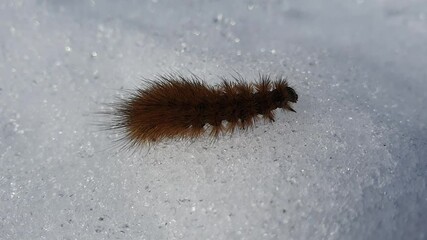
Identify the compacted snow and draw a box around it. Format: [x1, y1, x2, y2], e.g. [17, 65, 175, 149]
[0, 0, 426, 239]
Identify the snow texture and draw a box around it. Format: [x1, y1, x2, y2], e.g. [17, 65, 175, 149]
[0, 0, 426, 239]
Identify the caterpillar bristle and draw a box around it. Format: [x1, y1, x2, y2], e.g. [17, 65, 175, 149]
[106, 73, 298, 149]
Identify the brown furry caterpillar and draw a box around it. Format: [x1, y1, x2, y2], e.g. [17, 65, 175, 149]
[108, 74, 298, 147]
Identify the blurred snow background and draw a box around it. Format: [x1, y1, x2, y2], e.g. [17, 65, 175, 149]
[0, 0, 426, 239]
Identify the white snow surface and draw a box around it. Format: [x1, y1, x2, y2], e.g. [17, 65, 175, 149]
[0, 0, 426, 239]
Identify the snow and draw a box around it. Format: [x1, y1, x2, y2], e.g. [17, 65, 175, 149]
[0, 0, 426, 239]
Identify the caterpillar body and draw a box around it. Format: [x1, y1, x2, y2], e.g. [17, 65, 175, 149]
[109, 74, 298, 147]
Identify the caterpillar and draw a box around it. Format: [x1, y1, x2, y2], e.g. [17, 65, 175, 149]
[108, 74, 298, 148]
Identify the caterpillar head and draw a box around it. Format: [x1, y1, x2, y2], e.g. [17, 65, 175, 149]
[286, 87, 298, 103]
[282, 86, 298, 113]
